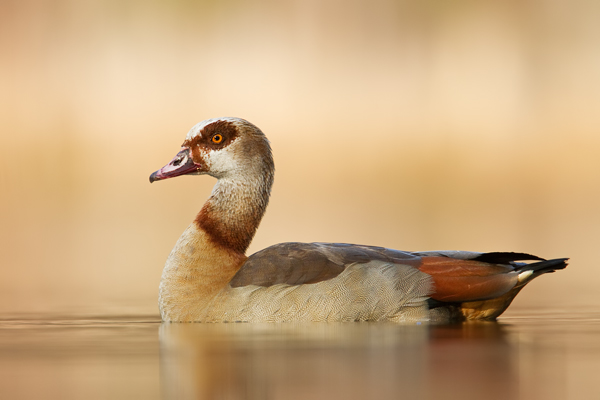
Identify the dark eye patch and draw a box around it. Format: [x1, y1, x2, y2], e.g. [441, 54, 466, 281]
[181, 120, 239, 149]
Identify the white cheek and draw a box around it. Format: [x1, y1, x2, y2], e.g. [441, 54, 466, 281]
[205, 149, 240, 176]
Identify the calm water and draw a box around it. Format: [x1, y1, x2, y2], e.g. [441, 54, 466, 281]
[0, 309, 598, 400]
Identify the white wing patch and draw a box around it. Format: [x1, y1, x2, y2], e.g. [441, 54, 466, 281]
[517, 270, 534, 283]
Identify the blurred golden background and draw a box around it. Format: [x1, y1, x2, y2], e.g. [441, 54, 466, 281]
[1, 0, 598, 316]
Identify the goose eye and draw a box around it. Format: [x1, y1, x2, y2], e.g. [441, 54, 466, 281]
[211, 134, 223, 144]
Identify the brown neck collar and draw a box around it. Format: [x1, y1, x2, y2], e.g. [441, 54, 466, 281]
[194, 171, 273, 255]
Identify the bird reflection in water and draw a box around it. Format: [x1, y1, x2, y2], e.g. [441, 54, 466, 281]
[159, 321, 518, 400]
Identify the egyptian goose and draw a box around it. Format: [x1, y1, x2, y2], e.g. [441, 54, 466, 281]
[150, 117, 567, 323]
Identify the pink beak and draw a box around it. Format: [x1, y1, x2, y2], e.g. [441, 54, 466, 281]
[149, 148, 201, 183]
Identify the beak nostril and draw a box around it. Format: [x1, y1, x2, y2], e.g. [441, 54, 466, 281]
[173, 154, 187, 167]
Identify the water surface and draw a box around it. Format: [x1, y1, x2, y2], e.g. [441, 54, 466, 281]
[1, 309, 598, 400]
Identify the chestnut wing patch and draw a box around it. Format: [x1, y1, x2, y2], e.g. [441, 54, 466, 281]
[418, 256, 519, 302]
[229, 242, 422, 288]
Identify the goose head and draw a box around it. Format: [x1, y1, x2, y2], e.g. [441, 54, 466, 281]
[149, 117, 274, 183]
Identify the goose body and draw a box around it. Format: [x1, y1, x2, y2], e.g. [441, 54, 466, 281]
[150, 117, 567, 323]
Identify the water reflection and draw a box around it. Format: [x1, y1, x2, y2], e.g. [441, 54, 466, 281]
[0, 315, 161, 400]
[1, 312, 598, 399]
[159, 321, 516, 400]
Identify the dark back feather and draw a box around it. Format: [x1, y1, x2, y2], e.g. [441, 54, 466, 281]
[229, 242, 422, 288]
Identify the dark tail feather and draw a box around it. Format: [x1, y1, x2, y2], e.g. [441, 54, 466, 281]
[473, 252, 545, 264]
[516, 257, 569, 278]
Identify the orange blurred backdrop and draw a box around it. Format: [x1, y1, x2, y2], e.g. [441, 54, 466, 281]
[1, 0, 598, 316]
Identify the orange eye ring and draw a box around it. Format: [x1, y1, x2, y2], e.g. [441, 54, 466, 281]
[211, 134, 223, 144]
